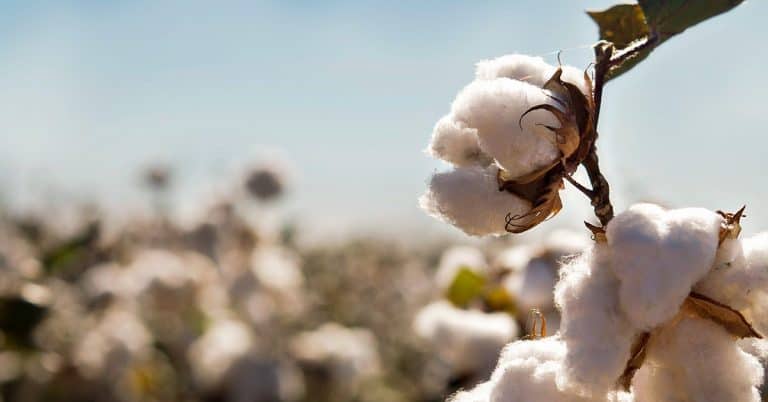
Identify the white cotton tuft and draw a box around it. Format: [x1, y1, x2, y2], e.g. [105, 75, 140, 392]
[632, 316, 763, 402]
[420, 166, 532, 236]
[414, 301, 518, 376]
[450, 78, 562, 179]
[516, 256, 558, 312]
[475, 54, 553, 87]
[428, 115, 492, 167]
[188, 318, 255, 389]
[606, 204, 722, 330]
[696, 233, 768, 335]
[451, 337, 618, 402]
[554, 245, 638, 397]
[435, 246, 488, 290]
[250, 246, 304, 294]
[290, 323, 381, 388]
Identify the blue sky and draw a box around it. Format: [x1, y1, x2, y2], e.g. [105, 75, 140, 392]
[1, 1, 767, 239]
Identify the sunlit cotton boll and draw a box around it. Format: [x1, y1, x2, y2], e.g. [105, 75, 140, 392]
[606, 204, 722, 330]
[695, 233, 768, 335]
[632, 316, 763, 402]
[413, 301, 518, 377]
[428, 115, 493, 167]
[420, 165, 531, 236]
[449, 78, 563, 179]
[554, 245, 638, 397]
[449, 337, 619, 402]
[290, 323, 381, 391]
[188, 318, 255, 390]
[250, 246, 304, 294]
[435, 245, 488, 290]
[475, 54, 591, 98]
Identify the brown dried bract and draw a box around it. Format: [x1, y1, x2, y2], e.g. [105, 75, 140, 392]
[502, 68, 596, 234]
[717, 205, 746, 245]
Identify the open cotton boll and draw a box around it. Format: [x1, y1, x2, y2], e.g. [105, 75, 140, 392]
[435, 246, 488, 290]
[696, 233, 768, 333]
[450, 79, 562, 179]
[290, 323, 381, 388]
[251, 246, 304, 294]
[414, 301, 518, 376]
[633, 316, 763, 402]
[188, 318, 255, 390]
[475, 54, 553, 87]
[554, 246, 638, 397]
[606, 204, 722, 330]
[428, 115, 492, 167]
[420, 166, 532, 236]
[516, 257, 558, 312]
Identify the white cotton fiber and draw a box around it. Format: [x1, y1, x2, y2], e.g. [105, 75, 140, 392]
[450, 337, 618, 402]
[428, 115, 492, 167]
[450, 78, 562, 179]
[435, 246, 488, 290]
[606, 204, 722, 330]
[414, 301, 518, 376]
[554, 245, 638, 397]
[475, 54, 553, 87]
[516, 257, 558, 312]
[632, 316, 763, 402]
[695, 233, 768, 335]
[420, 166, 532, 236]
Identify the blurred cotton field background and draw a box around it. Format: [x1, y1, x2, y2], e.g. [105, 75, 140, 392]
[2, 1, 768, 402]
[0, 160, 597, 401]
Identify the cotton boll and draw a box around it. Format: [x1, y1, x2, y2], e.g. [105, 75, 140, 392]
[414, 301, 518, 377]
[188, 318, 255, 390]
[696, 233, 768, 334]
[633, 316, 763, 402]
[251, 246, 304, 294]
[420, 166, 532, 236]
[450, 79, 562, 179]
[428, 115, 492, 167]
[554, 246, 638, 397]
[606, 204, 722, 330]
[517, 257, 558, 312]
[290, 323, 381, 390]
[475, 54, 553, 87]
[449, 380, 494, 402]
[435, 246, 488, 290]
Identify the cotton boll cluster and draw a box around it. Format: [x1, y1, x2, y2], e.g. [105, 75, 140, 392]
[448, 204, 768, 402]
[422, 54, 592, 236]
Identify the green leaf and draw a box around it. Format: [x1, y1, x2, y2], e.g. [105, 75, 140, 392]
[483, 285, 517, 315]
[639, 0, 744, 37]
[445, 266, 486, 308]
[588, 4, 649, 48]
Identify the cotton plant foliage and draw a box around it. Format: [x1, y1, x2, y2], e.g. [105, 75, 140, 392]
[421, 54, 595, 236]
[443, 205, 767, 402]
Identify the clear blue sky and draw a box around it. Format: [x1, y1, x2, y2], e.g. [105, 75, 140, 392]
[1, 1, 766, 239]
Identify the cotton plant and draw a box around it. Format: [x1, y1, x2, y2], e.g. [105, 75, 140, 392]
[419, 2, 762, 401]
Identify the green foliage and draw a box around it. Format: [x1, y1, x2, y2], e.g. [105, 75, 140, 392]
[588, 0, 744, 79]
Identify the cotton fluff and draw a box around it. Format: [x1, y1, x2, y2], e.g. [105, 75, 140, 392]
[632, 316, 763, 402]
[554, 245, 638, 397]
[449, 337, 621, 402]
[420, 166, 531, 236]
[414, 301, 518, 376]
[435, 246, 488, 290]
[695, 233, 768, 334]
[606, 204, 722, 330]
[188, 318, 255, 389]
[450, 78, 562, 178]
[290, 323, 381, 388]
[475, 54, 591, 97]
[250, 246, 304, 294]
[428, 115, 492, 167]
